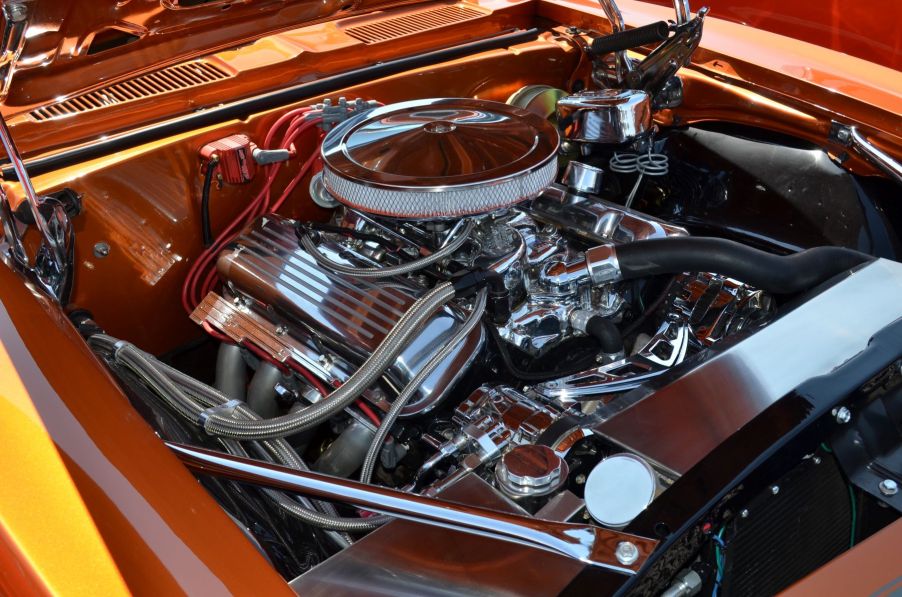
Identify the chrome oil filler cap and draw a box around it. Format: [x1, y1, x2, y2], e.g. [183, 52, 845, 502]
[320, 98, 559, 220]
[495, 444, 569, 498]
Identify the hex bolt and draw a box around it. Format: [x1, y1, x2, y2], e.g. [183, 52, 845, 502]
[770, 485, 780, 496]
[93, 242, 111, 258]
[740, 509, 749, 519]
[833, 406, 852, 424]
[615, 541, 639, 566]
[878, 479, 898, 497]
[6, 4, 27, 22]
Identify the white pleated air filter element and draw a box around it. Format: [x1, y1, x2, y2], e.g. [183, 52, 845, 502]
[320, 98, 560, 220]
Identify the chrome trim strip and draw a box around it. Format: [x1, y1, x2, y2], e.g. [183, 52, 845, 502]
[849, 128, 902, 186]
[167, 441, 658, 573]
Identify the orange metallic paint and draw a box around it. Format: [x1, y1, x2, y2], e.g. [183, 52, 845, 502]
[0, 0, 898, 590]
[0, 338, 129, 596]
[3, 1, 536, 158]
[1, 0, 470, 108]
[2, 0, 898, 178]
[19, 36, 580, 355]
[0, 264, 293, 595]
[781, 517, 902, 596]
[638, 0, 902, 70]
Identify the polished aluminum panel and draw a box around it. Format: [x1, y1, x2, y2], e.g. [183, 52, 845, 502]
[289, 473, 585, 596]
[216, 215, 484, 415]
[320, 98, 559, 219]
[595, 258, 902, 474]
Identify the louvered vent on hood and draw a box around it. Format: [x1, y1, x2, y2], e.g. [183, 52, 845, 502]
[29, 60, 232, 122]
[344, 4, 484, 44]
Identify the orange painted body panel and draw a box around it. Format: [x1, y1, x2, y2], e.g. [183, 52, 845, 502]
[0, 0, 898, 590]
[781, 517, 902, 596]
[20, 36, 581, 354]
[2, 1, 536, 158]
[1, 0, 458, 108]
[0, 264, 293, 594]
[639, 0, 902, 70]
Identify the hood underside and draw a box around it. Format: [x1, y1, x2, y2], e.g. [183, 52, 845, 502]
[0, 0, 428, 108]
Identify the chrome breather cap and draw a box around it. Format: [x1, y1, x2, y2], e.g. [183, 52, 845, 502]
[584, 453, 657, 528]
[495, 444, 569, 498]
[557, 89, 652, 145]
[320, 98, 560, 220]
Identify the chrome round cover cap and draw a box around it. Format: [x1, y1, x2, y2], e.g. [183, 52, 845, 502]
[584, 453, 657, 528]
[320, 98, 559, 220]
[495, 444, 569, 498]
[557, 89, 652, 145]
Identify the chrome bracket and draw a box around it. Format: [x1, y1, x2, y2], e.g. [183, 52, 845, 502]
[536, 319, 690, 401]
[167, 441, 658, 573]
[0, 2, 27, 99]
[0, 111, 75, 303]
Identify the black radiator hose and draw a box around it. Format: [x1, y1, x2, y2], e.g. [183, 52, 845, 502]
[615, 238, 873, 294]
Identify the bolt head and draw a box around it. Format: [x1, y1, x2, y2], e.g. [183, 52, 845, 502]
[740, 509, 749, 518]
[770, 485, 780, 495]
[879, 479, 898, 497]
[93, 242, 110, 258]
[6, 4, 27, 22]
[833, 406, 852, 424]
[615, 541, 639, 566]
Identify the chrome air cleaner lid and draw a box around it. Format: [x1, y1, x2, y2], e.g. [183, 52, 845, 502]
[320, 98, 559, 220]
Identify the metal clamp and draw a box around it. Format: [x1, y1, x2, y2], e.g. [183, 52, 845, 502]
[586, 245, 622, 285]
[0, 112, 75, 303]
[831, 123, 902, 186]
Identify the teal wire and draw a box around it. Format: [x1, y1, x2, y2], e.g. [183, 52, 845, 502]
[822, 442, 856, 548]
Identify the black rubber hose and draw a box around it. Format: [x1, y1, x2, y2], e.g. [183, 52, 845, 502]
[200, 159, 219, 247]
[586, 316, 623, 354]
[616, 238, 873, 294]
[590, 21, 669, 55]
[488, 325, 600, 382]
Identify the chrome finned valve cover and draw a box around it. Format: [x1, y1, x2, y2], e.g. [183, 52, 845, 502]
[320, 98, 560, 220]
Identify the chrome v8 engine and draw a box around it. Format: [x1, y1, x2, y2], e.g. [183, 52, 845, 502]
[194, 97, 773, 513]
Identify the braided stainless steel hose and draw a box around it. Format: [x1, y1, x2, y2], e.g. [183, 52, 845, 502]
[359, 289, 486, 484]
[299, 219, 474, 278]
[201, 281, 456, 440]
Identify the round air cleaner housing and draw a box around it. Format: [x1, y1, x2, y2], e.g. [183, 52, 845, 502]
[320, 98, 560, 220]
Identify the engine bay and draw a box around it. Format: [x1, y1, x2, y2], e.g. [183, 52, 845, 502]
[82, 84, 900, 589]
[8, 4, 899, 594]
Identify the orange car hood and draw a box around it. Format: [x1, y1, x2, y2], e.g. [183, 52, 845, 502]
[0, 0, 429, 108]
